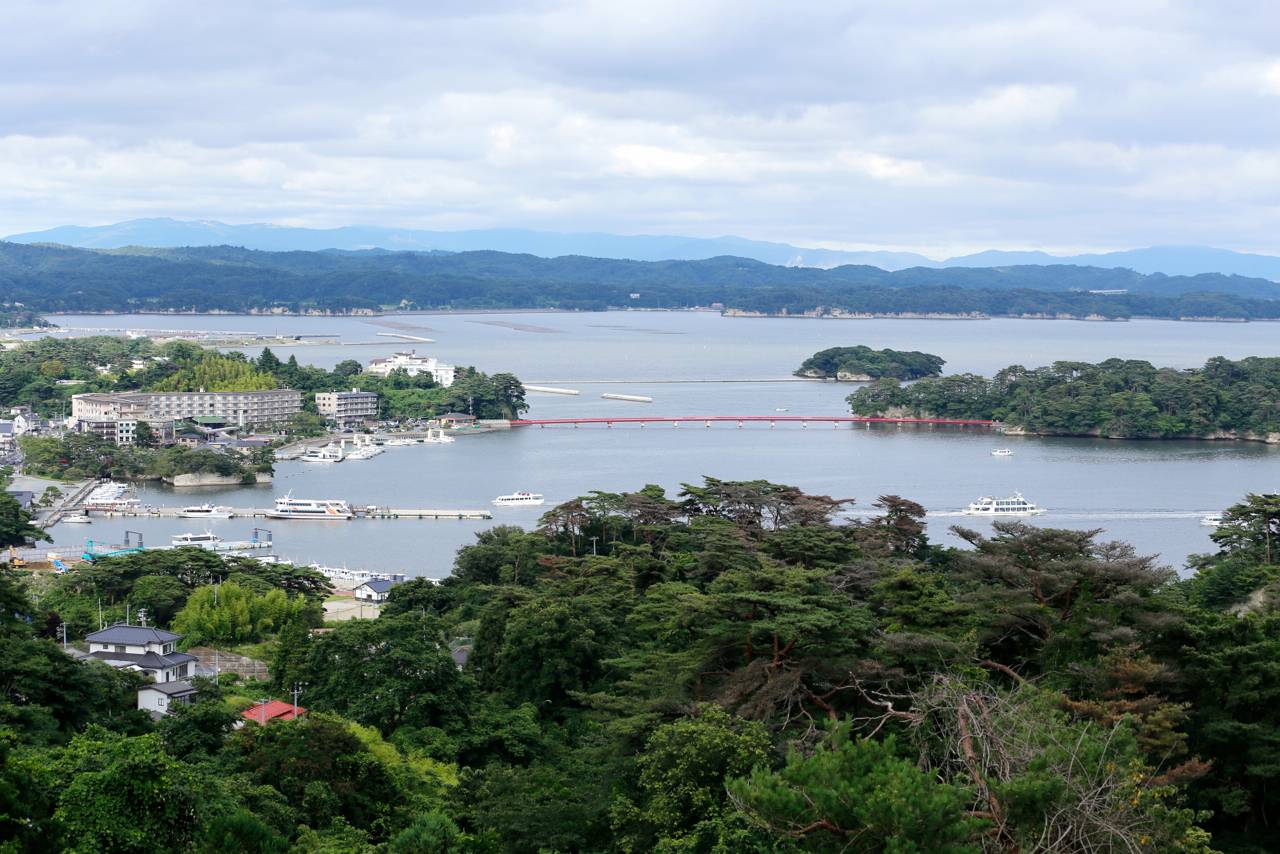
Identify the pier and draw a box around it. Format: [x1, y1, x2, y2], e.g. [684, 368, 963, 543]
[78, 506, 492, 521]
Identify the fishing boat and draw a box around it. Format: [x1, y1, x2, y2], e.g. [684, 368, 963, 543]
[1200, 513, 1224, 527]
[178, 503, 233, 519]
[962, 492, 1047, 516]
[991, 448, 1014, 457]
[300, 444, 345, 463]
[265, 495, 355, 520]
[492, 491, 545, 507]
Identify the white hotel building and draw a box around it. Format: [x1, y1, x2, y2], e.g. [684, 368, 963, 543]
[72, 388, 302, 442]
[365, 351, 456, 387]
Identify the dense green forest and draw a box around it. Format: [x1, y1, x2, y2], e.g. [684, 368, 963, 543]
[3, 241, 1280, 319]
[0, 336, 527, 422]
[848, 356, 1280, 439]
[5, 479, 1280, 851]
[796, 346, 945, 380]
[18, 433, 274, 482]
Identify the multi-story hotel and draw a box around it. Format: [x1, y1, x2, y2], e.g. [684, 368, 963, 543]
[71, 388, 302, 442]
[315, 389, 379, 427]
[365, 351, 456, 387]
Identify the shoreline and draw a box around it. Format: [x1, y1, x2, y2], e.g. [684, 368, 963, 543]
[28, 306, 1279, 324]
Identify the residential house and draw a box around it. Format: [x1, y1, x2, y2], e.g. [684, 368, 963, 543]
[0, 421, 13, 450]
[85, 623, 197, 683]
[242, 699, 306, 725]
[137, 681, 198, 717]
[353, 578, 401, 603]
[438, 412, 477, 428]
[5, 490, 34, 510]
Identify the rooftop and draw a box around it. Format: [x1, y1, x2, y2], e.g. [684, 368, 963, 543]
[87, 623, 183, 645]
[356, 578, 400, 594]
[242, 699, 306, 724]
[139, 680, 198, 697]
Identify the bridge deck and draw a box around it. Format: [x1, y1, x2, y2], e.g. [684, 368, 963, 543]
[511, 416, 996, 427]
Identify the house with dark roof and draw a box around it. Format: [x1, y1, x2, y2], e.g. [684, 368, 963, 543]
[5, 490, 35, 510]
[353, 578, 401, 603]
[242, 699, 306, 725]
[137, 680, 198, 718]
[85, 623, 197, 683]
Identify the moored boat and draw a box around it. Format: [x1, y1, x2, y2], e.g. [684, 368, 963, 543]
[265, 495, 355, 520]
[300, 444, 345, 463]
[178, 503, 234, 519]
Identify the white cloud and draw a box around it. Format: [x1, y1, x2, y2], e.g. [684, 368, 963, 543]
[0, 1, 1278, 252]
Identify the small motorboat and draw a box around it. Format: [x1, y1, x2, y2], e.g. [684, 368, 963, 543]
[61, 514, 93, 524]
[991, 448, 1014, 457]
[1200, 513, 1224, 527]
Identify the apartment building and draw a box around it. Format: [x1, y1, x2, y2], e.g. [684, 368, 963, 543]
[315, 389, 379, 427]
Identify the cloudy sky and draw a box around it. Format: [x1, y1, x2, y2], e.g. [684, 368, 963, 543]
[2, 1, 1278, 253]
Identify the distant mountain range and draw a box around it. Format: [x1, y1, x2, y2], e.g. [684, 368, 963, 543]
[2, 241, 1279, 320]
[8, 218, 1280, 280]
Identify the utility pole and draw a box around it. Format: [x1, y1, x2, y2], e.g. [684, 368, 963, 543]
[589, 536, 599, 556]
[57, 622, 67, 650]
[290, 682, 306, 718]
[257, 697, 270, 725]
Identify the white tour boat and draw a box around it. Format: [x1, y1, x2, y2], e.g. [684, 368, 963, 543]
[343, 443, 384, 460]
[492, 491, 546, 507]
[991, 448, 1014, 457]
[301, 444, 345, 463]
[265, 496, 355, 520]
[1200, 513, 1224, 527]
[178, 503, 234, 519]
[962, 492, 1047, 516]
[82, 481, 141, 512]
[172, 531, 223, 548]
[61, 514, 93, 524]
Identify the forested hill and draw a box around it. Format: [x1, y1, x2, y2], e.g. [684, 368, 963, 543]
[3, 240, 1280, 318]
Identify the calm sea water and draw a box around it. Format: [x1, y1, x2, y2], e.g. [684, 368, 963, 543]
[44, 311, 1280, 576]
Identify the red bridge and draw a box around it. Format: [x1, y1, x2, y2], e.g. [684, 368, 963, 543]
[510, 416, 996, 428]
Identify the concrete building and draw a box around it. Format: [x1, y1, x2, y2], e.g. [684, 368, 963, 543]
[315, 389, 379, 427]
[365, 351, 456, 386]
[71, 389, 302, 443]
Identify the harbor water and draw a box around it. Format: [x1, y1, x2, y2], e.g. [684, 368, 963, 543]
[42, 311, 1280, 577]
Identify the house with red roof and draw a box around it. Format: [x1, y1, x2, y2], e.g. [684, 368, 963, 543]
[242, 699, 306, 725]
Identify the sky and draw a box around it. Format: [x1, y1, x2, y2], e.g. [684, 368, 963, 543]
[2, 0, 1279, 254]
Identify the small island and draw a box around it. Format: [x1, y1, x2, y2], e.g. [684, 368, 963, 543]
[796, 345, 945, 381]
[846, 355, 1280, 441]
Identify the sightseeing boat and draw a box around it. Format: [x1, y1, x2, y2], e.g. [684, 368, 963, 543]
[961, 492, 1047, 516]
[492, 491, 546, 507]
[265, 495, 355, 520]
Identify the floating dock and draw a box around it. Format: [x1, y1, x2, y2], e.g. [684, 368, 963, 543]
[601, 393, 654, 403]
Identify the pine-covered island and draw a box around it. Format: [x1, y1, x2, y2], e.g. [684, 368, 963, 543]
[847, 355, 1280, 441]
[795, 345, 945, 381]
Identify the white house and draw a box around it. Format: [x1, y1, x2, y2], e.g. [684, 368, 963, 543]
[85, 623, 197, 683]
[137, 681, 198, 717]
[353, 578, 401, 603]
